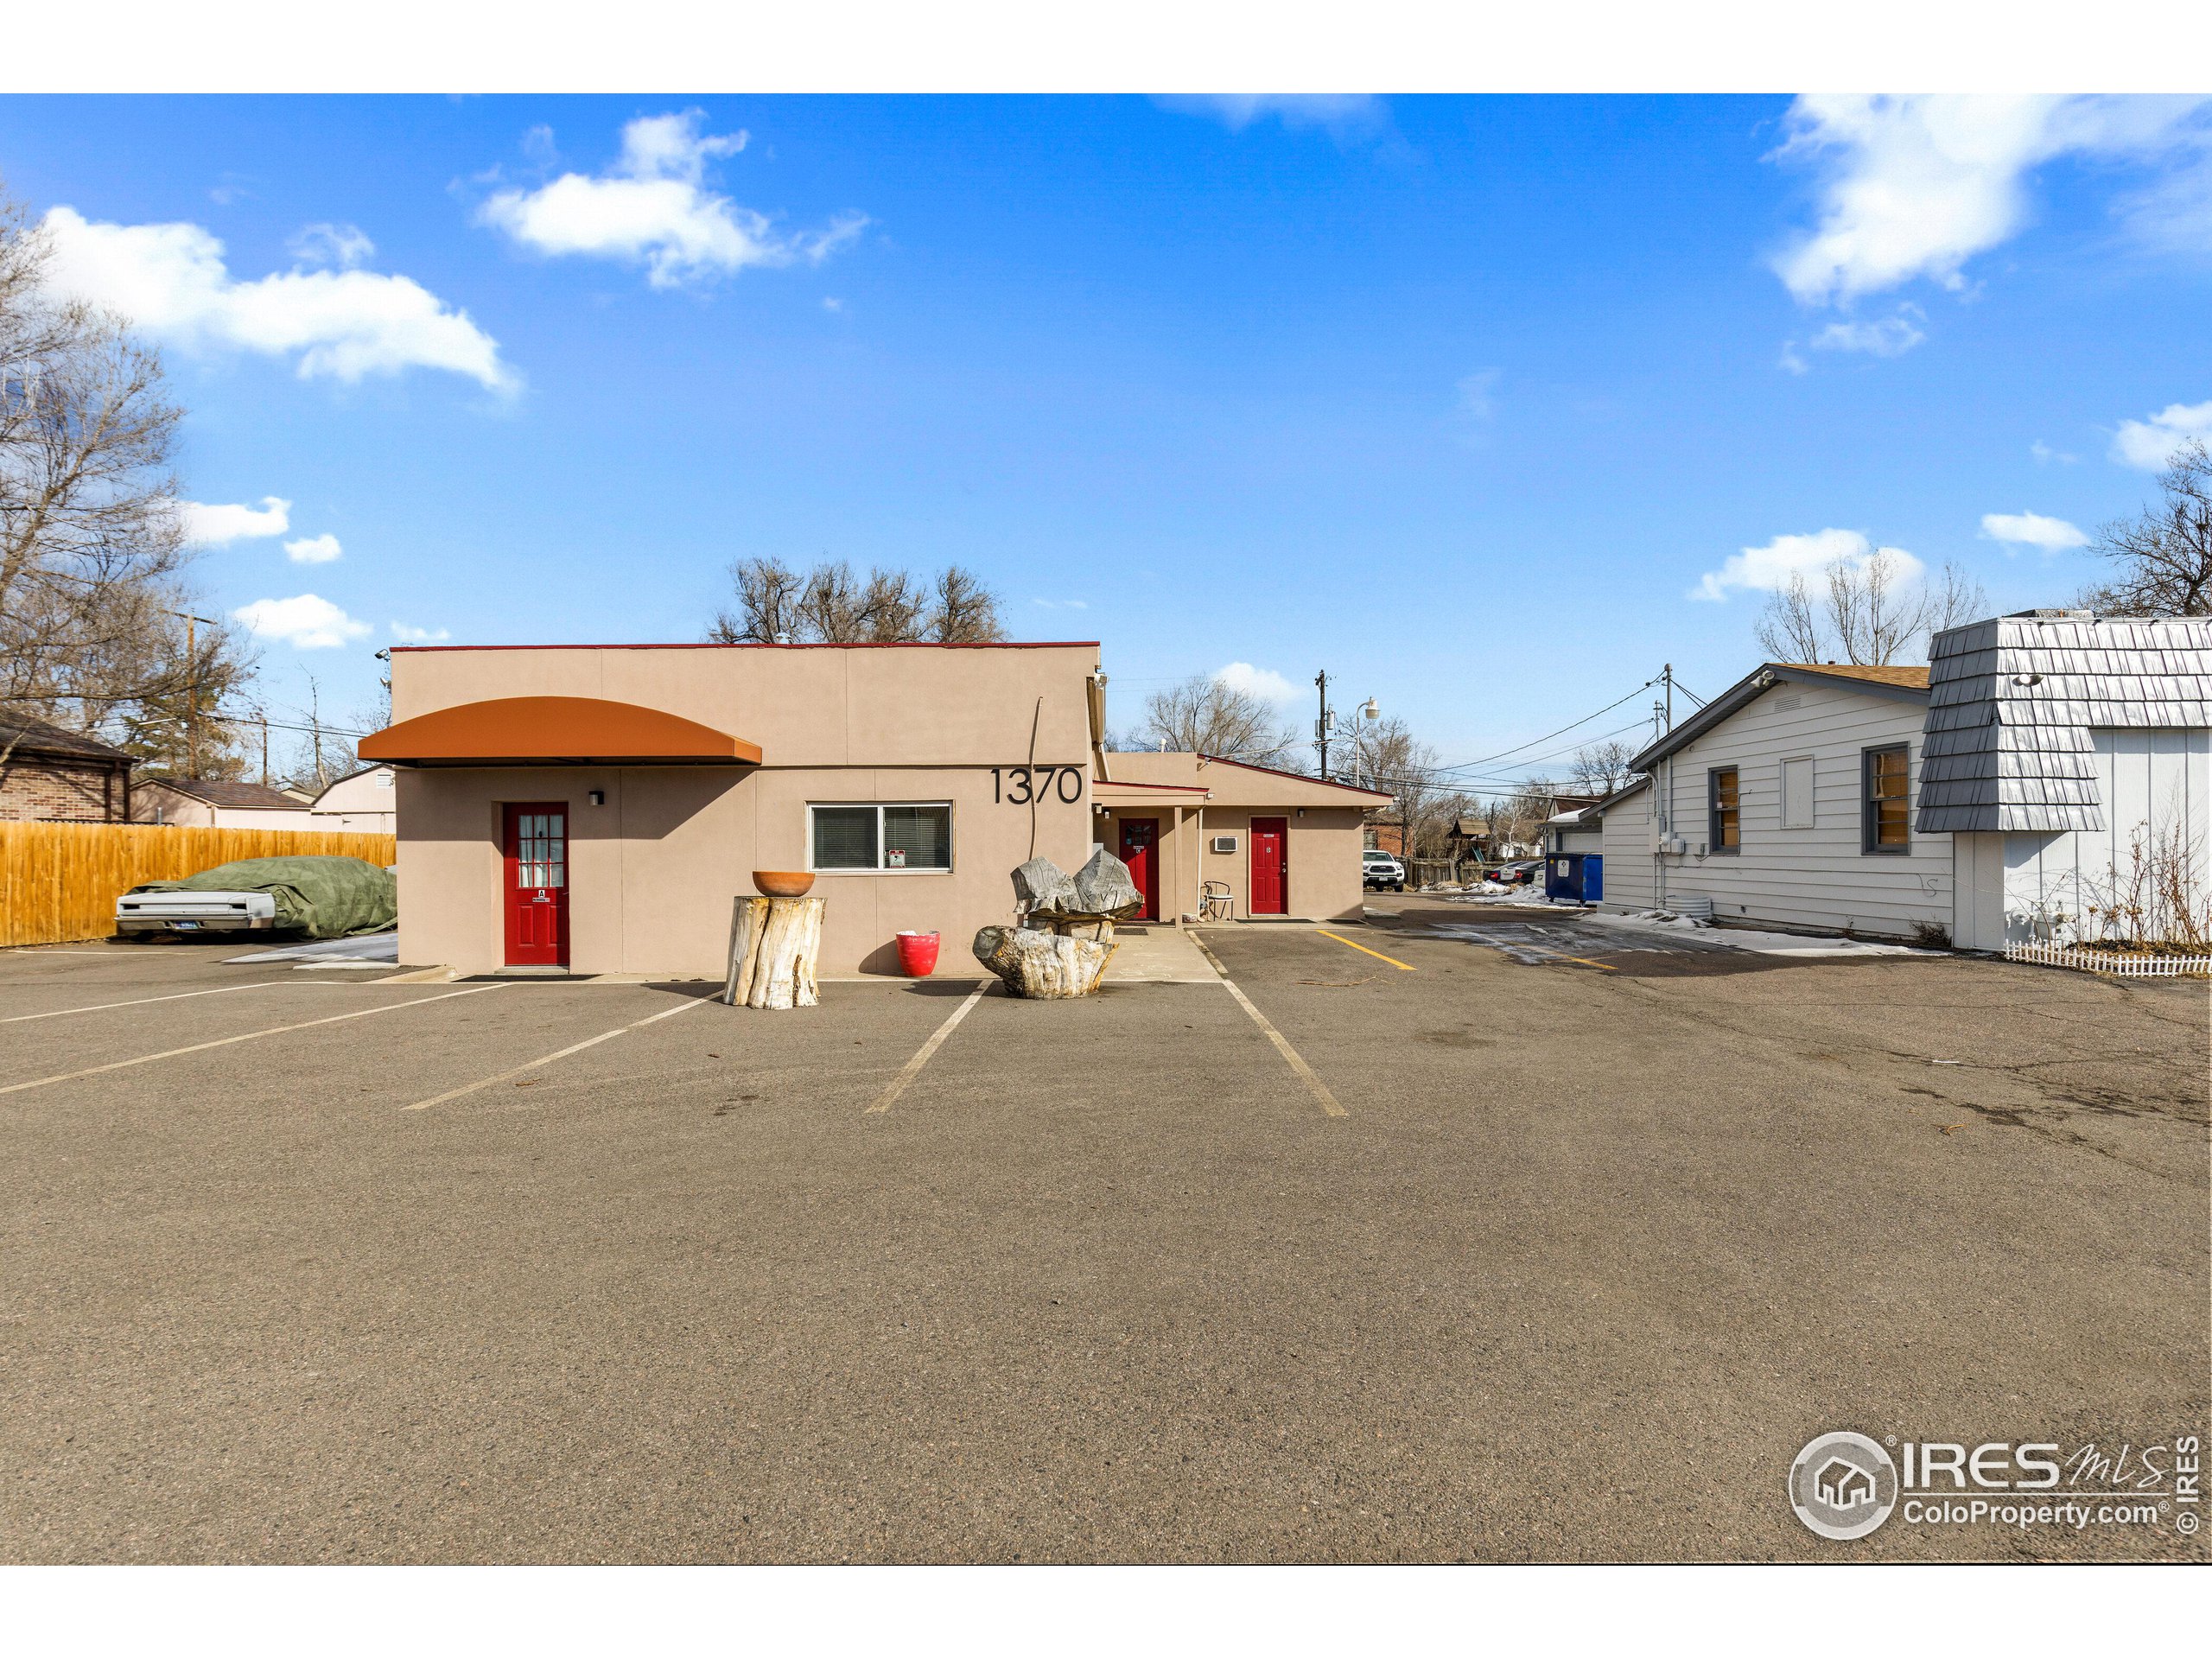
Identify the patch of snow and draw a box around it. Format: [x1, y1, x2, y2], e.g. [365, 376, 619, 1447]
[1584, 911, 1923, 957]
[226, 932, 398, 963]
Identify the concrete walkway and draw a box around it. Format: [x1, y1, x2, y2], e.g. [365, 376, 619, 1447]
[1103, 925, 1218, 983]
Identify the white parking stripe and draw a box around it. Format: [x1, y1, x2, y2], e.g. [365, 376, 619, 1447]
[3, 980, 295, 1023]
[0, 984, 507, 1096]
[865, 983, 989, 1115]
[399, 995, 710, 1112]
[1190, 936, 1347, 1118]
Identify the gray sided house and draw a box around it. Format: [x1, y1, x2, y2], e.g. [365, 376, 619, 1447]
[1919, 612, 2212, 950]
[1603, 662, 1944, 938]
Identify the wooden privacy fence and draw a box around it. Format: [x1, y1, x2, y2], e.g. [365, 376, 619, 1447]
[0, 822, 397, 948]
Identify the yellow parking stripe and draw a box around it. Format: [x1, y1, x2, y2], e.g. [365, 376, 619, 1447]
[1316, 930, 1415, 971]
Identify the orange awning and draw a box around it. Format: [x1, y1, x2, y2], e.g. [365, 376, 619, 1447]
[359, 696, 760, 767]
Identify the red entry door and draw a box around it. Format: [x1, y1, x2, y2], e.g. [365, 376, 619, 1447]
[1116, 817, 1160, 921]
[503, 802, 569, 967]
[1249, 817, 1288, 915]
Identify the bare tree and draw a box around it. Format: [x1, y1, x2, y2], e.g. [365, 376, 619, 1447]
[0, 179, 253, 777]
[1334, 715, 1452, 859]
[926, 564, 1006, 642]
[710, 556, 805, 643]
[1754, 551, 1987, 665]
[1485, 783, 1560, 856]
[1134, 674, 1300, 766]
[2078, 439, 2212, 616]
[711, 556, 1005, 643]
[1567, 739, 1637, 795]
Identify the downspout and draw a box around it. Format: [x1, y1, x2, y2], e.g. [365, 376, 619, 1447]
[1087, 671, 1111, 784]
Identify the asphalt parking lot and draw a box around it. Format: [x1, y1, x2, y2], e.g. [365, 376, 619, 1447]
[3, 909, 2205, 1563]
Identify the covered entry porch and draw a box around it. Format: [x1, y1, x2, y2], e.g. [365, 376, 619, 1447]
[1093, 754, 1391, 925]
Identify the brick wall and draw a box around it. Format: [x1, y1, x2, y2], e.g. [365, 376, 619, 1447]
[0, 759, 126, 822]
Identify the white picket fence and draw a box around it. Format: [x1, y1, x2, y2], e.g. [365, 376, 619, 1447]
[2004, 940, 2212, 978]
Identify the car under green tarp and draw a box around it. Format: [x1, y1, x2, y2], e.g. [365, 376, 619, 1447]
[127, 856, 397, 939]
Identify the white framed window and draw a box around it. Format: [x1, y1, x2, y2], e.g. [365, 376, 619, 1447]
[808, 802, 952, 873]
[1780, 756, 1814, 829]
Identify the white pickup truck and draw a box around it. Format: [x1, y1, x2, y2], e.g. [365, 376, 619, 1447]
[115, 887, 280, 936]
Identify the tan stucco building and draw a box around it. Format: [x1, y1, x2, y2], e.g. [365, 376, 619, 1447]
[364, 641, 1388, 978]
[1095, 751, 1387, 925]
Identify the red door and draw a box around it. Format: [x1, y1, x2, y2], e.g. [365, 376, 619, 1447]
[503, 802, 569, 967]
[1249, 817, 1288, 915]
[1116, 817, 1160, 921]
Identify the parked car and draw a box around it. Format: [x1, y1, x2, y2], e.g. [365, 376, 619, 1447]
[118, 855, 397, 938]
[1486, 860, 1541, 886]
[1362, 850, 1407, 892]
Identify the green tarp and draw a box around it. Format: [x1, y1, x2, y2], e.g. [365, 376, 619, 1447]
[130, 856, 397, 939]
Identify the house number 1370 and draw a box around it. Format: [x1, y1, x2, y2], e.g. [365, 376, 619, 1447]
[992, 766, 1082, 804]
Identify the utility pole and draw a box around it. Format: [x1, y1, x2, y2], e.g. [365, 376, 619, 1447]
[1314, 670, 1333, 781]
[172, 610, 216, 779]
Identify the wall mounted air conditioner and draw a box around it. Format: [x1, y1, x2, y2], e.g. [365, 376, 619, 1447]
[1211, 835, 1239, 853]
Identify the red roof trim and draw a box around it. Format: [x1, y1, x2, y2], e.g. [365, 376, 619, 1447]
[389, 641, 1100, 653]
[1193, 753, 1395, 802]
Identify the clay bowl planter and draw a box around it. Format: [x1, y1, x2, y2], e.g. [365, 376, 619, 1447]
[752, 870, 817, 899]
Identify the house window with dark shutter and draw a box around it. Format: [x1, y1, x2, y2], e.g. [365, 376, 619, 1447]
[1707, 766, 1740, 855]
[1862, 746, 1910, 854]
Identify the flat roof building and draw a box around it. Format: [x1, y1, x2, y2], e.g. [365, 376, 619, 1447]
[364, 641, 1389, 979]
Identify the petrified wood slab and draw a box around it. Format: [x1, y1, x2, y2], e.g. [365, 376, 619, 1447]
[724, 894, 824, 1009]
[973, 922, 1116, 997]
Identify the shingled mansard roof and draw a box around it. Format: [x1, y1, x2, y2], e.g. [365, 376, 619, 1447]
[1916, 611, 2212, 835]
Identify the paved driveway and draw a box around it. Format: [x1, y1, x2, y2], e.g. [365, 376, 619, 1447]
[2, 924, 2203, 1562]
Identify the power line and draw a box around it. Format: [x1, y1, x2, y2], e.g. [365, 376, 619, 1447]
[1359, 715, 1655, 792]
[1419, 679, 1661, 778]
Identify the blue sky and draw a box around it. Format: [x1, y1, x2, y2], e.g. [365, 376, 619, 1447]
[4, 93, 2209, 783]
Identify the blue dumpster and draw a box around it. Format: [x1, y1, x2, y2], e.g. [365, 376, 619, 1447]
[1545, 853, 1603, 904]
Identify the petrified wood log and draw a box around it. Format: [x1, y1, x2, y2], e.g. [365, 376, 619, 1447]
[723, 894, 824, 1009]
[973, 922, 1116, 997]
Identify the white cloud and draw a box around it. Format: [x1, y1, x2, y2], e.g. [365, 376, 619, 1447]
[232, 594, 372, 650]
[1031, 598, 1088, 610]
[181, 495, 289, 544]
[480, 111, 868, 289]
[1980, 511, 2088, 553]
[1214, 662, 1300, 703]
[41, 207, 512, 391]
[1809, 307, 1926, 357]
[1770, 95, 2211, 306]
[1777, 340, 1808, 375]
[2031, 440, 2078, 466]
[390, 621, 449, 642]
[287, 222, 374, 269]
[2112, 399, 2212, 469]
[1693, 528, 1924, 602]
[283, 532, 343, 564]
[1160, 96, 1388, 138]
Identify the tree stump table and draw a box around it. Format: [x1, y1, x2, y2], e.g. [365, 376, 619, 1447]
[723, 894, 824, 1008]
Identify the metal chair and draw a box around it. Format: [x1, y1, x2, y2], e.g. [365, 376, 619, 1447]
[1199, 880, 1234, 921]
